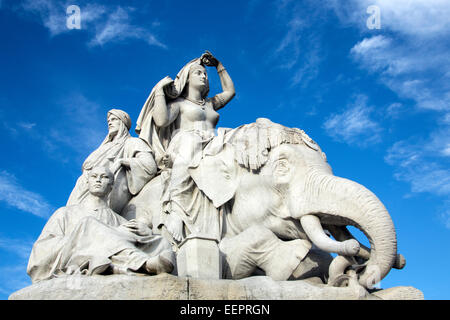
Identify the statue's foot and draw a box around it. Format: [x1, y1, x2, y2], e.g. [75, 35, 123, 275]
[145, 251, 174, 275]
[166, 214, 184, 242]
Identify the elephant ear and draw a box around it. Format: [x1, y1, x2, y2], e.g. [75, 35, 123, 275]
[188, 144, 238, 208]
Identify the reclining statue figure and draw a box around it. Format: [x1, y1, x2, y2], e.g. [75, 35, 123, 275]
[27, 166, 175, 283]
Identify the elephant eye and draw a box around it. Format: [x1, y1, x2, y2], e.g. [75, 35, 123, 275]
[274, 159, 289, 174]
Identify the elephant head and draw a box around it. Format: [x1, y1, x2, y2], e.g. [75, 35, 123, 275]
[189, 118, 403, 288]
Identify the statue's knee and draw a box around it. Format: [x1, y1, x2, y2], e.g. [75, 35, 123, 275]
[245, 225, 277, 249]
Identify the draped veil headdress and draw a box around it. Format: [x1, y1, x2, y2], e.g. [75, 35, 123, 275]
[82, 109, 132, 171]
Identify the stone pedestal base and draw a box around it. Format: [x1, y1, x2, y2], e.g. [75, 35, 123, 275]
[177, 236, 222, 280]
[8, 273, 424, 300]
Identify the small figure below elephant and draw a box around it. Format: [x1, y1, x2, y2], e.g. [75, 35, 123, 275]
[27, 166, 174, 283]
[67, 109, 157, 216]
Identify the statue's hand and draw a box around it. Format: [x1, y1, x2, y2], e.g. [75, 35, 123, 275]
[156, 76, 174, 95]
[161, 154, 173, 169]
[201, 50, 219, 67]
[111, 158, 130, 173]
[110, 159, 123, 173]
[121, 219, 152, 237]
[160, 76, 173, 88]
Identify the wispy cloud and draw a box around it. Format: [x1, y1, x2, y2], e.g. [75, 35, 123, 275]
[438, 201, 450, 230]
[385, 127, 450, 196]
[1, 92, 107, 167]
[0, 171, 54, 218]
[275, 17, 304, 69]
[323, 94, 382, 147]
[328, 0, 450, 113]
[265, 0, 322, 87]
[88, 6, 166, 48]
[325, 0, 450, 38]
[17, 122, 36, 130]
[0, 237, 34, 297]
[385, 102, 404, 119]
[21, 0, 67, 36]
[18, 0, 166, 48]
[52, 93, 106, 157]
[327, 0, 450, 222]
[0, 237, 34, 260]
[0, 264, 31, 298]
[351, 35, 450, 112]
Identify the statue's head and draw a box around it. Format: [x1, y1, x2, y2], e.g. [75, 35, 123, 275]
[107, 109, 131, 139]
[186, 62, 210, 98]
[88, 166, 114, 197]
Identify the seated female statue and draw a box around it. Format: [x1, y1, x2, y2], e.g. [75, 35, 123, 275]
[135, 51, 235, 242]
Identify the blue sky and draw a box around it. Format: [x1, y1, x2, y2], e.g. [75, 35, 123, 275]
[0, 0, 449, 299]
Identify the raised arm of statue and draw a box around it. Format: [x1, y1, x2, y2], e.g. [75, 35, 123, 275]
[201, 51, 236, 111]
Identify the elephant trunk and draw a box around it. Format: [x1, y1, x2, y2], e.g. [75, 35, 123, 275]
[299, 170, 397, 287]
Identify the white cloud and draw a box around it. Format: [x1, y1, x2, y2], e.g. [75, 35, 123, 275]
[50, 93, 107, 159]
[1, 93, 108, 166]
[344, 1, 450, 212]
[385, 127, 450, 196]
[364, 0, 450, 38]
[442, 113, 450, 125]
[0, 171, 54, 218]
[323, 94, 382, 147]
[0, 237, 34, 297]
[351, 35, 390, 55]
[268, 1, 322, 87]
[80, 3, 106, 25]
[0, 264, 31, 297]
[326, 0, 450, 113]
[343, 1, 450, 214]
[385, 102, 403, 119]
[17, 122, 36, 130]
[88, 6, 166, 48]
[275, 17, 304, 69]
[291, 40, 321, 87]
[326, 0, 450, 39]
[438, 202, 450, 230]
[18, 1, 166, 48]
[21, 0, 67, 36]
[0, 237, 34, 260]
[351, 35, 450, 112]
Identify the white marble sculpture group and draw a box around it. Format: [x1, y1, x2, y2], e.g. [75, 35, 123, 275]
[19, 51, 422, 299]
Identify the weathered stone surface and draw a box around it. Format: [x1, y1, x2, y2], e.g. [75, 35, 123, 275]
[8, 274, 423, 300]
[9, 274, 188, 300]
[177, 237, 222, 280]
[371, 286, 424, 300]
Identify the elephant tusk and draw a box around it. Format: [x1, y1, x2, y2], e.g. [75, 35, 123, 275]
[394, 253, 406, 270]
[325, 225, 370, 259]
[300, 214, 360, 256]
[326, 225, 406, 269]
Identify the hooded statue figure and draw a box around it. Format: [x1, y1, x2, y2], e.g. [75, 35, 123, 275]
[67, 109, 157, 215]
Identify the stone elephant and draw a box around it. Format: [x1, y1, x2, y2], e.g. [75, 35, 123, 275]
[123, 118, 405, 289]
